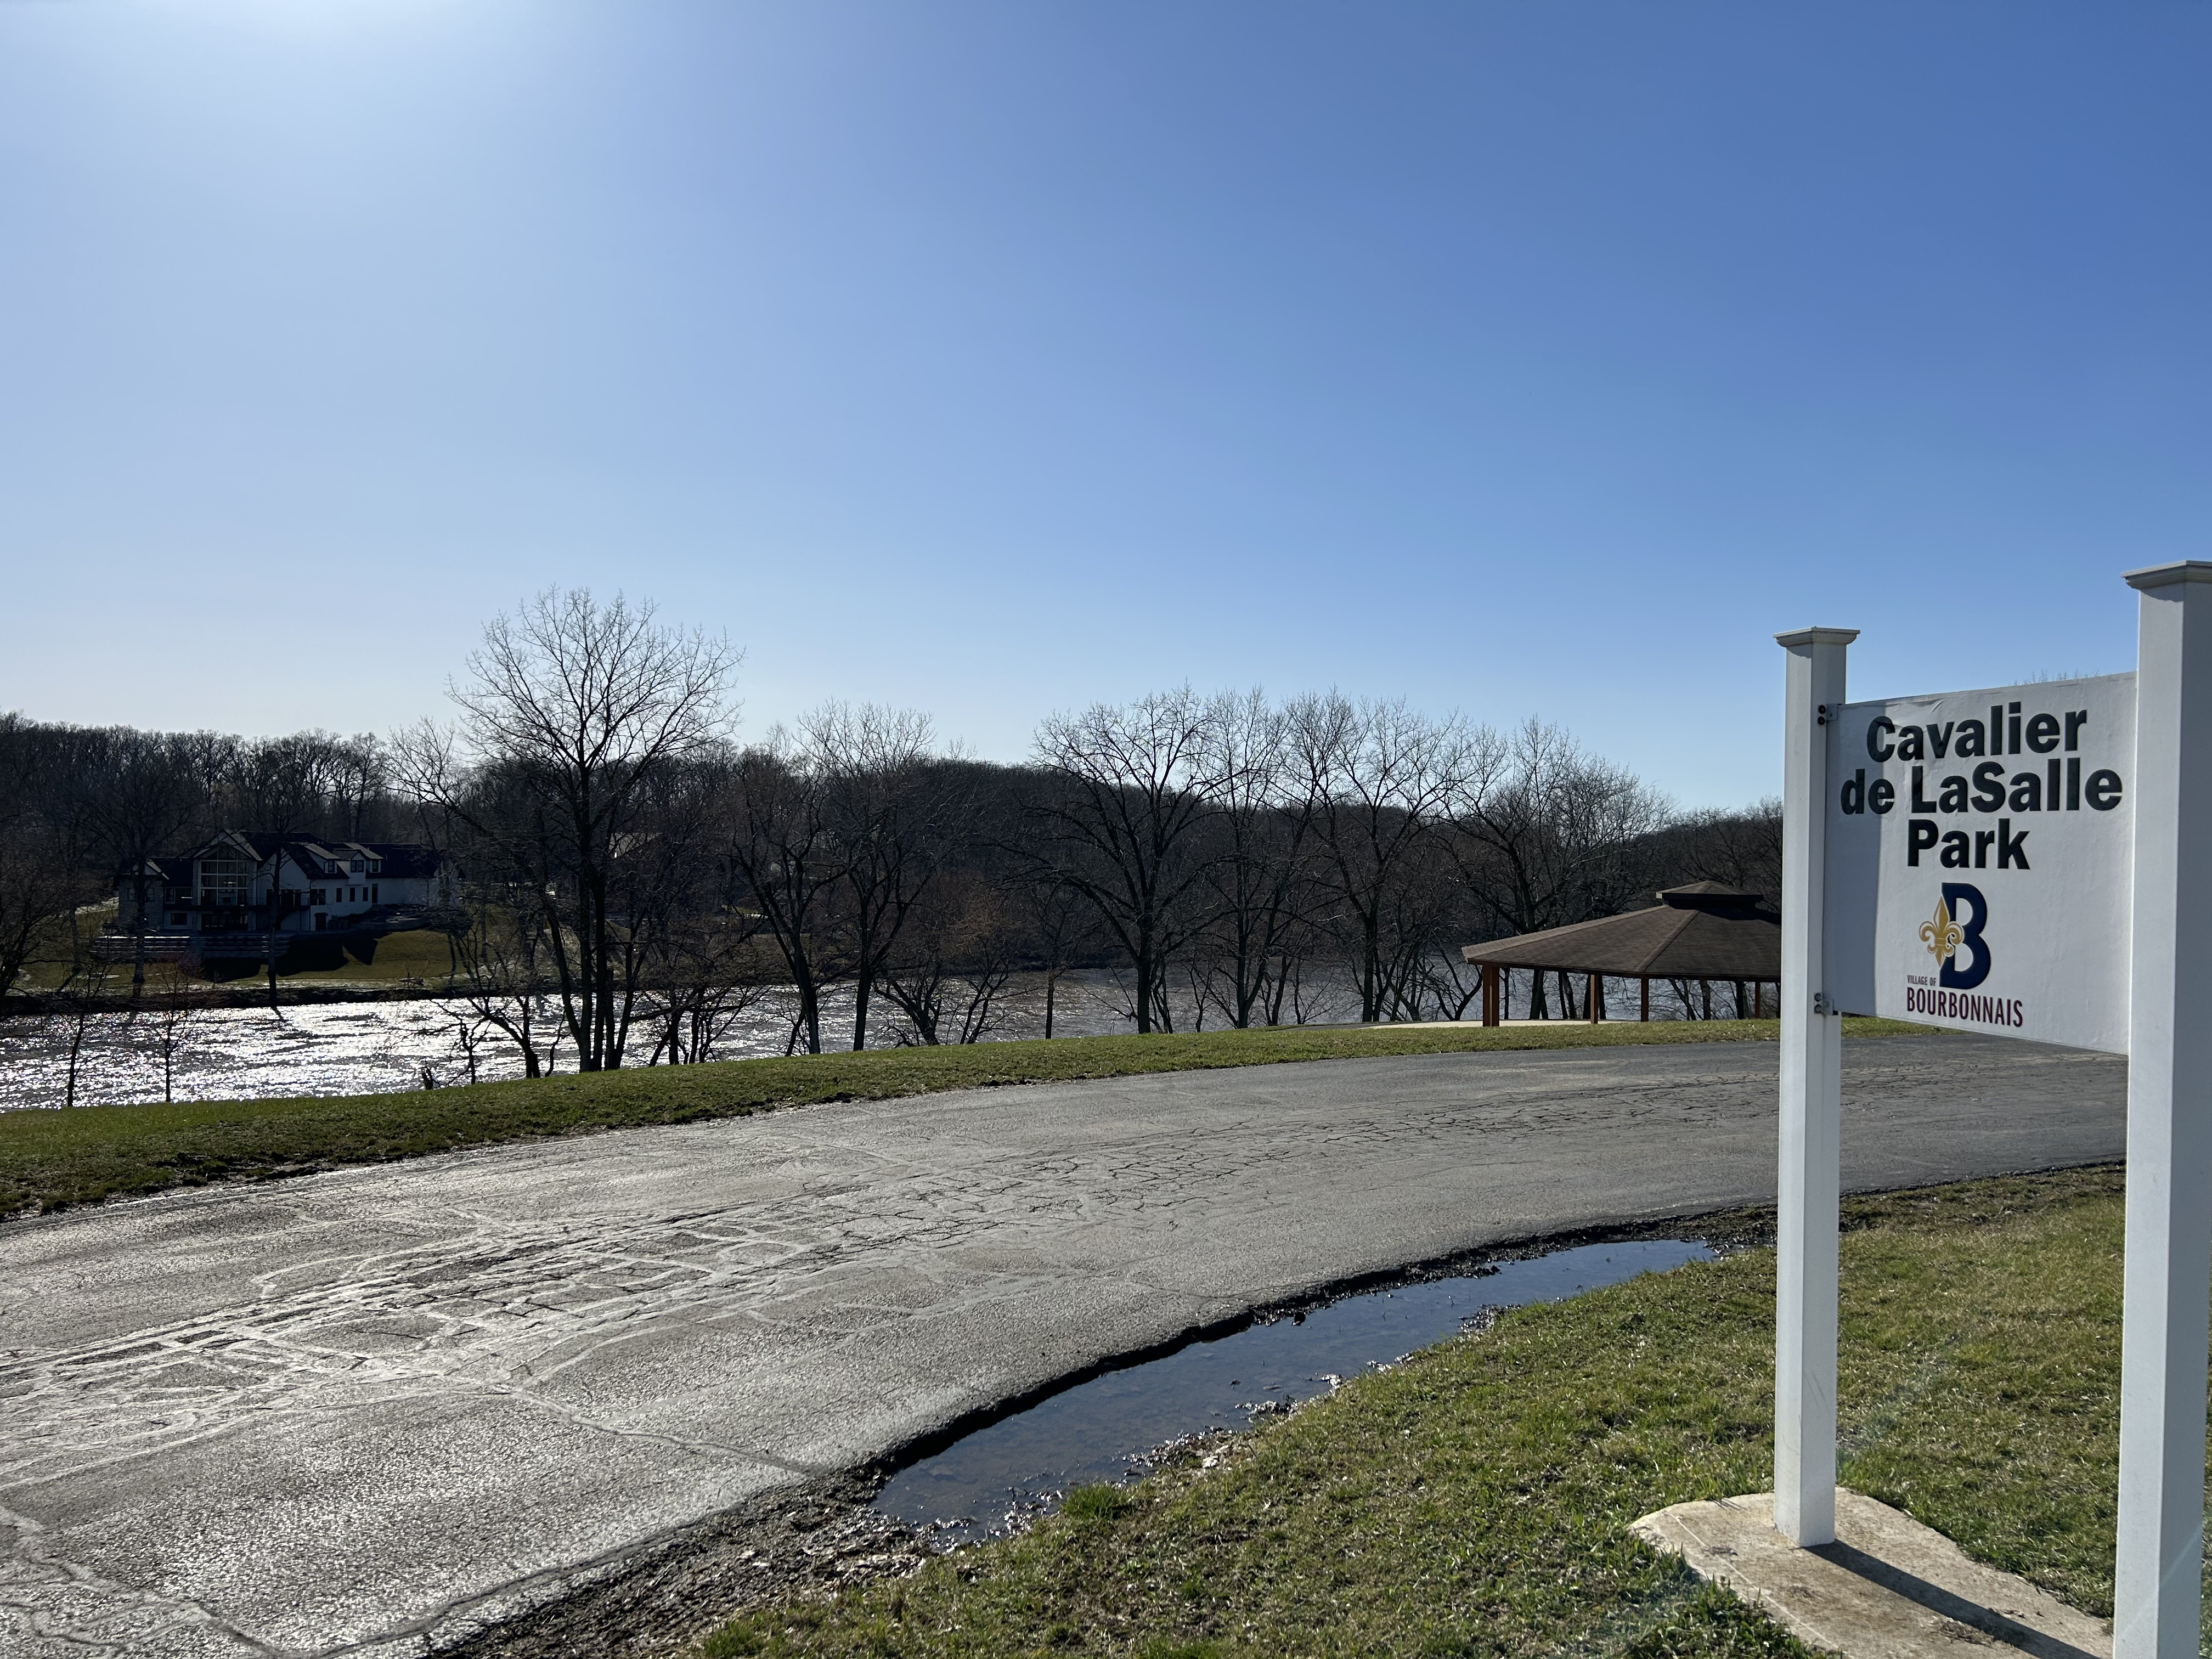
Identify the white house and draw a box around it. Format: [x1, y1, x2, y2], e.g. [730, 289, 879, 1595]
[115, 832, 453, 953]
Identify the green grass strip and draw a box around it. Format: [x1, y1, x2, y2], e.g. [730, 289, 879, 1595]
[698, 1167, 2130, 1659]
[0, 1016, 1925, 1220]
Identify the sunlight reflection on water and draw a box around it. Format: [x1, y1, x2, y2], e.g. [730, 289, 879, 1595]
[0, 964, 1723, 1114]
[0, 972, 1372, 1112]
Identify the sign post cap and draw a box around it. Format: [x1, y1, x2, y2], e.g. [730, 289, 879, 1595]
[2123, 560, 2212, 592]
[1774, 627, 1860, 648]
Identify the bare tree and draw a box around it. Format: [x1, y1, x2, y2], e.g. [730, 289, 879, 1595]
[445, 878, 565, 1076]
[223, 730, 394, 842]
[1288, 694, 1474, 1024]
[78, 730, 209, 997]
[0, 725, 91, 1005]
[398, 589, 737, 1071]
[1651, 798, 1784, 900]
[1450, 719, 1671, 944]
[635, 851, 769, 1065]
[585, 757, 730, 1066]
[1376, 833, 1479, 1021]
[720, 735, 844, 1055]
[806, 704, 959, 1051]
[1187, 691, 1319, 1028]
[328, 735, 391, 840]
[1018, 871, 1096, 1039]
[640, 960, 765, 1065]
[228, 732, 337, 835]
[0, 827, 81, 1006]
[142, 970, 210, 1103]
[44, 958, 123, 1108]
[882, 872, 1020, 1045]
[1030, 689, 1227, 1035]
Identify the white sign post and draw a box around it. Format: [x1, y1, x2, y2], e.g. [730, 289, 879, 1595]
[1775, 561, 2212, 1654]
[1775, 626, 1853, 1548]
[2113, 562, 2212, 1659]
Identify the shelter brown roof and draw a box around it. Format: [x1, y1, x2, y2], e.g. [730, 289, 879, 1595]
[1460, 884, 1780, 980]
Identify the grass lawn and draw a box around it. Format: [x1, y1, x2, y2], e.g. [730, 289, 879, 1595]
[217, 926, 461, 984]
[696, 1167, 2136, 1659]
[0, 1017, 1924, 1219]
[16, 926, 462, 990]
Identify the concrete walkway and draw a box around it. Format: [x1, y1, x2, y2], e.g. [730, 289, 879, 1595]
[0, 1034, 2125, 1657]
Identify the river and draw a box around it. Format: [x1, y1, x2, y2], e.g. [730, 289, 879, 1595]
[0, 967, 1725, 1113]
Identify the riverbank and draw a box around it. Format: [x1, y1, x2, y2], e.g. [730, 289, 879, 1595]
[2, 978, 451, 1016]
[9, 920, 464, 1001]
[0, 1017, 1925, 1217]
[691, 1165, 2130, 1659]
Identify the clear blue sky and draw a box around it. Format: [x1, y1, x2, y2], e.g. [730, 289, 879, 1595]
[3, 2, 2206, 808]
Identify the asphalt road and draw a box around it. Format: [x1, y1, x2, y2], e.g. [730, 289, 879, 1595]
[0, 1034, 2125, 1658]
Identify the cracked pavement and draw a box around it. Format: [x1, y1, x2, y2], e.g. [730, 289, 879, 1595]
[0, 1034, 2124, 1657]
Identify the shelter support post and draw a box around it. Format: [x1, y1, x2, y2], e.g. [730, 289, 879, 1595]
[1774, 625, 1854, 1547]
[1588, 973, 1601, 1024]
[2114, 563, 2212, 1659]
[1481, 962, 1499, 1027]
[1640, 977, 1649, 1022]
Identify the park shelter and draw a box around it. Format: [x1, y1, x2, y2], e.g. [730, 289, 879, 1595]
[1459, 882, 1781, 1024]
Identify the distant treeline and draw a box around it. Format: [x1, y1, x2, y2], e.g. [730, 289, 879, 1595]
[0, 590, 1779, 1068]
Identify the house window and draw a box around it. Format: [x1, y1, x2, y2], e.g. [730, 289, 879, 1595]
[199, 859, 253, 905]
[168, 912, 186, 926]
[370, 885, 377, 903]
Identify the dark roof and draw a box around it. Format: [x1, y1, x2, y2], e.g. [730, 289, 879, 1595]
[167, 833, 444, 880]
[1461, 884, 1780, 979]
[285, 840, 444, 878]
[288, 839, 365, 876]
[357, 842, 444, 879]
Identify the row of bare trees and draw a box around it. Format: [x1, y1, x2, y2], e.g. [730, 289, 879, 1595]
[2, 589, 1781, 1080]
[383, 592, 1771, 1069]
[1027, 686, 1693, 1033]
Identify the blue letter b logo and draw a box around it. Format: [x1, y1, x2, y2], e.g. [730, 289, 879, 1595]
[1939, 883, 1991, 989]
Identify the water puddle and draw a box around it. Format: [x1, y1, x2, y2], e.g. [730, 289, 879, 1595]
[874, 1237, 1714, 1543]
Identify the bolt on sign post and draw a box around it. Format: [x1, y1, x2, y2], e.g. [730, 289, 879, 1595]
[1778, 562, 2212, 1658]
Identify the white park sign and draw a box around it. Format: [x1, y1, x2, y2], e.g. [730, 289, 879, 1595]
[1776, 562, 2212, 1659]
[1824, 673, 2137, 1053]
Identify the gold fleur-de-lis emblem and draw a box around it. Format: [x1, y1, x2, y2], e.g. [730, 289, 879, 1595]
[1921, 897, 1962, 964]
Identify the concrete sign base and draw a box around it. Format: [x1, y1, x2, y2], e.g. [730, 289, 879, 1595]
[1633, 1490, 2111, 1659]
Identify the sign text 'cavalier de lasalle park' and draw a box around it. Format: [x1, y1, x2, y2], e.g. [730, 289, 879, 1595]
[1769, 561, 2212, 1659]
[1827, 670, 2135, 1053]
